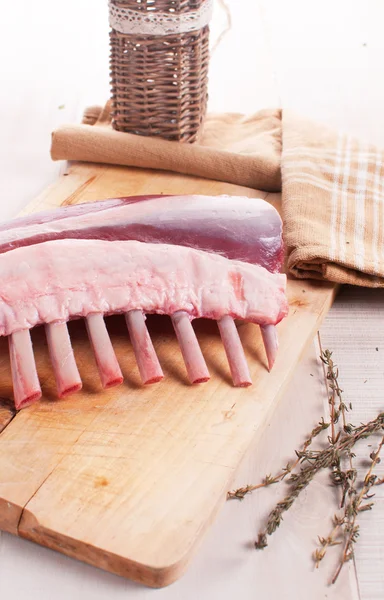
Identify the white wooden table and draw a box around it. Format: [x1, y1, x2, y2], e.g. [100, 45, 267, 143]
[0, 1, 383, 598]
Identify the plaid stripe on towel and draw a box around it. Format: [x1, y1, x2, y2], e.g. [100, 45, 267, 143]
[282, 112, 384, 287]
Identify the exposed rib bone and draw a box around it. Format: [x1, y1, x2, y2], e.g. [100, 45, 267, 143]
[0, 239, 287, 409]
[45, 322, 82, 397]
[218, 316, 252, 387]
[125, 310, 163, 384]
[9, 329, 42, 409]
[85, 313, 123, 388]
[171, 311, 210, 384]
[261, 324, 279, 371]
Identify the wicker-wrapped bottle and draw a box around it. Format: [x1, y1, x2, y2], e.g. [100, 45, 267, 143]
[109, 0, 212, 143]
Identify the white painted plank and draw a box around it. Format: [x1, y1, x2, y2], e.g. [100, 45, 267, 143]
[320, 287, 384, 600]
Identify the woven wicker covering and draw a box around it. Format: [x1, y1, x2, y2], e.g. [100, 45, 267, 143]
[109, 0, 210, 142]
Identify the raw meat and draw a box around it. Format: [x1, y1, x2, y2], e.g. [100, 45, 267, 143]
[0, 239, 287, 336]
[3, 238, 287, 408]
[0, 195, 284, 273]
[1, 194, 287, 407]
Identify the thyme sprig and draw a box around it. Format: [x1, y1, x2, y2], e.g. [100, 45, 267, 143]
[254, 412, 384, 550]
[228, 346, 384, 585]
[227, 418, 329, 500]
[330, 434, 384, 583]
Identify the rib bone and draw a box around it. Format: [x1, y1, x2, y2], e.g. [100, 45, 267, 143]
[9, 329, 42, 409]
[45, 322, 82, 397]
[85, 313, 123, 388]
[261, 324, 279, 371]
[171, 311, 210, 384]
[125, 310, 163, 384]
[0, 196, 286, 408]
[218, 316, 252, 387]
[0, 239, 287, 408]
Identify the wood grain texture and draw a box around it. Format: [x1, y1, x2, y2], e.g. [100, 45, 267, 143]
[0, 163, 336, 586]
[0, 343, 359, 600]
[0, 400, 15, 433]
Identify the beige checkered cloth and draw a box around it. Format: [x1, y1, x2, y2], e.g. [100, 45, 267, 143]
[282, 113, 384, 287]
[51, 105, 384, 287]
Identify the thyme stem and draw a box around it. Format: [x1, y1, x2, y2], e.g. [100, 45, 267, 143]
[228, 345, 384, 586]
[332, 434, 384, 584]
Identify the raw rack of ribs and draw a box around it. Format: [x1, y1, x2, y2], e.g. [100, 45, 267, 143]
[0, 194, 288, 409]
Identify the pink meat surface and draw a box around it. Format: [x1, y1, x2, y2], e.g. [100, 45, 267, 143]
[0, 195, 284, 272]
[0, 239, 287, 337]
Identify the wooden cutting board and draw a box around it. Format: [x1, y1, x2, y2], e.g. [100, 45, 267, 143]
[0, 162, 337, 588]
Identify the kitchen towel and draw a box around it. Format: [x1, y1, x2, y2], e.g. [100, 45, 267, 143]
[51, 102, 384, 288]
[52, 102, 282, 193]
